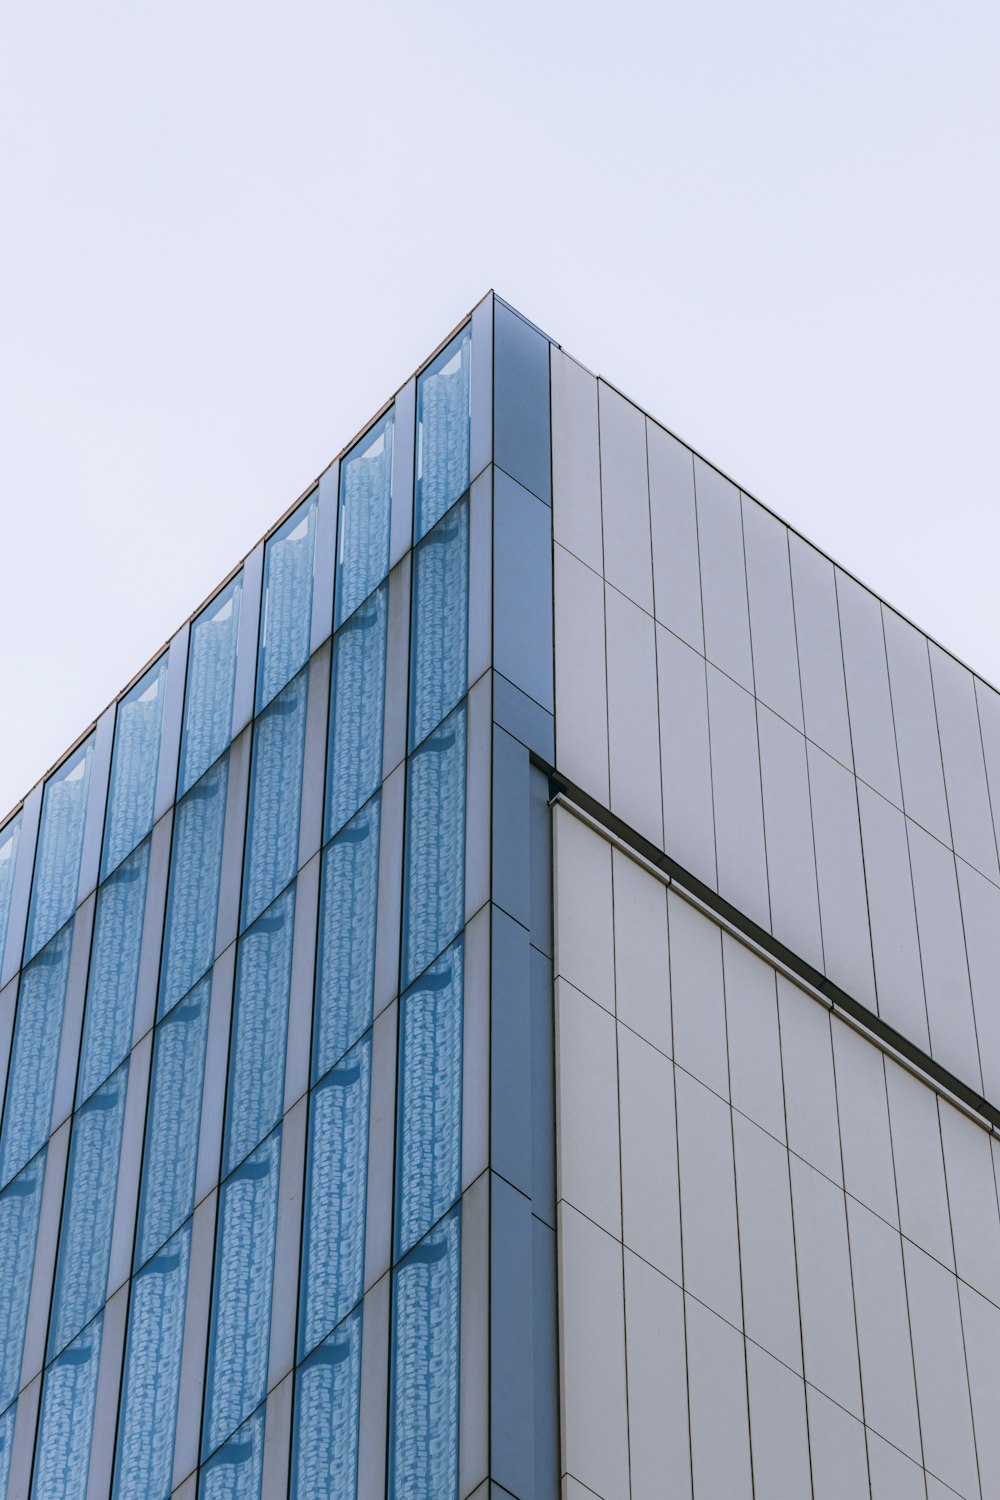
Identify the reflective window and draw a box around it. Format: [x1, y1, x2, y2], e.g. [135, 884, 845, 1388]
[0, 813, 21, 977]
[291, 1306, 363, 1500]
[202, 1130, 281, 1460]
[134, 975, 211, 1269]
[325, 586, 388, 839]
[395, 938, 463, 1257]
[158, 755, 228, 1019]
[408, 497, 469, 749]
[24, 735, 94, 963]
[257, 493, 318, 712]
[241, 670, 308, 931]
[113, 1221, 191, 1500]
[178, 573, 243, 796]
[336, 411, 394, 629]
[102, 654, 169, 879]
[388, 1208, 461, 1500]
[223, 885, 296, 1177]
[299, 1035, 371, 1361]
[0, 924, 73, 1188]
[0, 1151, 46, 1411]
[313, 797, 380, 1083]
[31, 1314, 102, 1500]
[76, 840, 150, 1105]
[48, 1062, 129, 1360]
[415, 326, 472, 541]
[401, 703, 466, 988]
[201, 1404, 266, 1500]
[0, 1402, 14, 1497]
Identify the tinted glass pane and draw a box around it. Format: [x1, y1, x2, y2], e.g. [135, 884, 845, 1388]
[299, 1035, 371, 1360]
[241, 671, 307, 930]
[134, 975, 211, 1269]
[415, 326, 471, 540]
[313, 796, 380, 1083]
[388, 1208, 461, 1500]
[202, 1130, 281, 1458]
[178, 573, 243, 796]
[0, 814, 21, 977]
[102, 654, 168, 878]
[113, 1220, 191, 1500]
[0, 1151, 46, 1411]
[0, 1401, 13, 1497]
[158, 756, 228, 1018]
[395, 939, 463, 1257]
[325, 587, 388, 839]
[408, 498, 468, 749]
[24, 736, 94, 962]
[291, 1306, 362, 1500]
[77, 840, 150, 1105]
[48, 1062, 128, 1359]
[0, 924, 73, 1188]
[257, 493, 318, 712]
[223, 885, 295, 1177]
[401, 704, 466, 988]
[201, 1404, 265, 1500]
[31, 1313, 103, 1500]
[336, 411, 393, 629]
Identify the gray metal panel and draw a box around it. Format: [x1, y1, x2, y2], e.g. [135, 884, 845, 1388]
[490, 1175, 534, 1498]
[669, 890, 728, 1099]
[734, 1121, 801, 1372]
[757, 706, 823, 971]
[707, 665, 770, 932]
[695, 458, 753, 691]
[617, 1026, 681, 1282]
[373, 762, 404, 1018]
[685, 1295, 754, 1500]
[885, 1060, 953, 1270]
[550, 348, 602, 575]
[283, 850, 319, 1116]
[1, 783, 41, 989]
[19, 1118, 70, 1394]
[605, 584, 662, 848]
[462, 905, 490, 1194]
[806, 1387, 871, 1500]
[267, 1094, 306, 1391]
[468, 468, 493, 694]
[493, 301, 550, 506]
[86, 1279, 128, 1500]
[806, 742, 877, 1008]
[883, 607, 951, 844]
[49, 892, 96, 1135]
[492, 728, 530, 931]
[133, 807, 172, 1048]
[553, 543, 609, 804]
[194, 946, 235, 1207]
[531, 1216, 559, 1500]
[231, 541, 264, 739]
[171, 1190, 216, 1491]
[493, 472, 553, 714]
[528, 764, 551, 959]
[598, 382, 652, 612]
[78, 704, 115, 906]
[745, 1344, 812, 1500]
[939, 1100, 1000, 1305]
[356, 1272, 390, 1500]
[904, 1241, 979, 1497]
[908, 822, 981, 1090]
[675, 1069, 742, 1328]
[469, 295, 494, 487]
[778, 979, 841, 1185]
[931, 645, 999, 881]
[465, 673, 492, 927]
[837, 569, 902, 806]
[382, 553, 412, 783]
[959, 1281, 1000, 1497]
[789, 1156, 863, 1416]
[492, 674, 554, 764]
[723, 934, 785, 1143]
[622, 1250, 691, 1500]
[975, 676, 1000, 865]
[459, 1173, 490, 1499]
[611, 846, 670, 1056]
[657, 625, 717, 888]
[154, 625, 189, 824]
[832, 1020, 897, 1227]
[297, 643, 330, 871]
[260, 1373, 293, 1500]
[390, 379, 416, 569]
[742, 496, 803, 729]
[213, 726, 251, 961]
[847, 1196, 922, 1462]
[363, 1000, 397, 1294]
[956, 859, 1000, 1106]
[106, 1028, 153, 1299]
[311, 459, 338, 655]
[647, 420, 703, 652]
[491, 909, 532, 1200]
[857, 783, 929, 1049]
[530, 949, 555, 1227]
[788, 531, 853, 771]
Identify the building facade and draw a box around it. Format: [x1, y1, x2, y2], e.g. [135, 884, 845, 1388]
[1, 293, 999, 1499]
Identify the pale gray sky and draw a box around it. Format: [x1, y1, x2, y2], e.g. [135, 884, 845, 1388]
[1, 0, 997, 819]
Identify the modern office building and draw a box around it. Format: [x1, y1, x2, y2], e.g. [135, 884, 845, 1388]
[1, 291, 999, 1499]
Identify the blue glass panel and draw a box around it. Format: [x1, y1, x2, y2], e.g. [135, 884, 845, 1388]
[257, 493, 318, 712]
[223, 885, 295, 1177]
[0, 925, 73, 1188]
[241, 671, 307, 930]
[178, 573, 243, 796]
[76, 840, 149, 1105]
[134, 976, 210, 1269]
[101, 654, 169, 879]
[313, 796, 380, 1082]
[30, 1313, 102, 1500]
[200, 1404, 265, 1500]
[47, 1062, 128, 1360]
[325, 586, 388, 838]
[0, 814, 21, 978]
[401, 704, 466, 988]
[408, 498, 469, 749]
[395, 939, 463, 1257]
[0, 1401, 14, 1498]
[388, 1208, 461, 1500]
[299, 1035, 371, 1360]
[113, 1221, 191, 1500]
[0, 1151, 46, 1411]
[415, 325, 472, 541]
[202, 1130, 281, 1459]
[291, 1306, 362, 1500]
[336, 411, 394, 629]
[158, 755, 228, 1019]
[24, 736, 94, 962]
